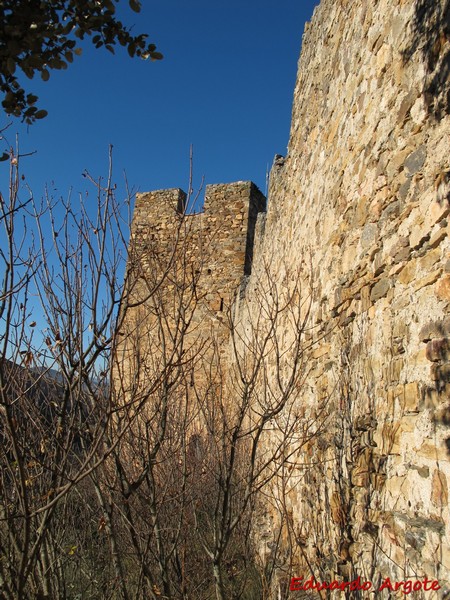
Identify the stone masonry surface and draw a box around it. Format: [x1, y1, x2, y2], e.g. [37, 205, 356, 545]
[124, 0, 450, 595]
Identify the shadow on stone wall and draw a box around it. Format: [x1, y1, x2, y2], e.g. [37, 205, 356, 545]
[421, 319, 450, 459]
[402, 0, 450, 120]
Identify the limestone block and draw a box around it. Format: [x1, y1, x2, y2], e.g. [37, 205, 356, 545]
[388, 262, 405, 278]
[428, 228, 447, 249]
[410, 97, 428, 125]
[404, 146, 427, 176]
[392, 246, 410, 264]
[436, 275, 450, 301]
[414, 270, 442, 292]
[430, 363, 450, 384]
[431, 469, 448, 508]
[403, 382, 420, 412]
[416, 441, 450, 462]
[376, 422, 397, 454]
[353, 195, 370, 227]
[371, 471, 387, 490]
[361, 223, 379, 248]
[351, 448, 372, 487]
[424, 387, 448, 410]
[398, 178, 412, 200]
[381, 199, 401, 223]
[398, 259, 417, 285]
[411, 464, 430, 478]
[420, 247, 443, 270]
[341, 243, 358, 272]
[393, 320, 409, 339]
[425, 383, 441, 409]
[370, 278, 391, 302]
[409, 222, 430, 250]
[430, 200, 450, 226]
[426, 339, 449, 362]
[390, 147, 411, 173]
[376, 43, 392, 74]
[397, 90, 416, 123]
[384, 475, 408, 501]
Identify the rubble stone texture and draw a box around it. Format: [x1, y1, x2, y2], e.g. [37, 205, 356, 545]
[117, 183, 266, 395]
[125, 0, 450, 594]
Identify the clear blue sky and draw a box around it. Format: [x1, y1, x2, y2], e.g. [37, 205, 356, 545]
[1, 0, 319, 204]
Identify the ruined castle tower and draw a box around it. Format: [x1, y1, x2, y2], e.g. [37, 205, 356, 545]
[116, 181, 266, 398]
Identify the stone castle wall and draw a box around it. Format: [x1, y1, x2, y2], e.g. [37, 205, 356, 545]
[130, 181, 265, 309]
[242, 0, 450, 594]
[125, 0, 450, 594]
[118, 182, 265, 395]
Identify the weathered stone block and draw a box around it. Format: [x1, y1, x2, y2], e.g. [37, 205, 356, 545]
[416, 441, 449, 462]
[426, 338, 449, 362]
[436, 275, 450, 301]
[409, 223, 430, 250]
[404, 146, 427, 176]
[398, 260, 417, 285]
[381, 200, 400, 221]
[419, 319, 450, 342]
[430, 200, 450, 225]
[428, 228, 447, 249]
[431, 469, 448, 507]
[419, 247, 442, 271]
[397, 90, 416, 123]
[392, 246, 410, 263]
[430, 363, 450, 384]
[312, 343, 331, 359]
[398, 178, 411, 200]
[361, 223, 378, 248]
[404, 382, 420, 412]
[370, 278, 391, 302]
[414, 269, 441, 292]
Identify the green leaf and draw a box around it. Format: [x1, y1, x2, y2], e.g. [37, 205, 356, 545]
[6, 57, 16, 75]
[129, 0, 141, 13]
[23, 66, 35, 79]
[41, 69, 50, 81]
[26, 55, 44, 69]
[26, 94, 38, 105]
[127, 42, 136, 57]
[35, 110, 48, 119]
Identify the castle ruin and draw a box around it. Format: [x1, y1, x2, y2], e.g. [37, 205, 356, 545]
[121, 0, 450, 594]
